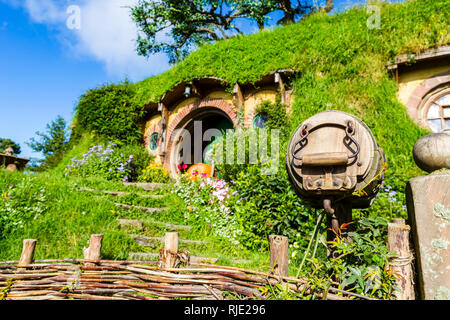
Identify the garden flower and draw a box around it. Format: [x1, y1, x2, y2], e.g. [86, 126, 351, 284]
[388, 191, 397, 197]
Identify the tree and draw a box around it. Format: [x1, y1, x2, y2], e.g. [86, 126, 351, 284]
[26, 116, 69, 159]
[131, 0, 333, 63]
[0, 138, 21, 155]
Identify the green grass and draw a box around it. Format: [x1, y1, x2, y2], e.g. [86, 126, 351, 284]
[0, 169, 270, 271]
[72, 0, 448, 190]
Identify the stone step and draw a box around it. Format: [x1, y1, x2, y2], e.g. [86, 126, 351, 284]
[128, 234, 208, 246]
[79, 187, 163, 199]
[128, 252, 218, 264]
[114, 203, 167, 213]
[118, 219, 191, 232]
[118, 219, 144, 230]
[123, 182, 167, 191]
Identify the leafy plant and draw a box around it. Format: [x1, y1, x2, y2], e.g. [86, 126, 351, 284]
[138, 164, 171, 183]
[26, 116, 70, 170]
[66, 143, 133, 182]
[173, 174, 242, 244]
[0, 180, 47, 239]
[290, 215, 399, 300]
[74, 81, 145, 144]
[130, 0, 331, 63]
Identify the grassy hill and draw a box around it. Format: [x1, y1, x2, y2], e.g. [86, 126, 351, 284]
[75, 0, 449, 189]
[1, 0, 449, 299]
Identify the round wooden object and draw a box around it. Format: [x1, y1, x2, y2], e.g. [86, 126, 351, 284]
[413, 133, 450, 173]
[286, 111, 385, 209]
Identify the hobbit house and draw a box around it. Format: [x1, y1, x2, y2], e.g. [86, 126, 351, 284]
[142, 70, 295, 176]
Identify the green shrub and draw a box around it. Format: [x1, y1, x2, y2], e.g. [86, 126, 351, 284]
[173, 175, 243, 244]
[0, 177, 48, 239]
[230, 165, 315, 250]
[138, 164, 171, 183]
[74, 81, 145, 144]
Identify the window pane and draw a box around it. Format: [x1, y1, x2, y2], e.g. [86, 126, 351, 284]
[445, 119, 450, 129]
[253, 113, 268, 128]
[443, 107, 450, 118]
[436, 94, 450, 106]
[427, 104, 441, 119]
[428, 119, 442, 133]
[150, 133, 159, 150]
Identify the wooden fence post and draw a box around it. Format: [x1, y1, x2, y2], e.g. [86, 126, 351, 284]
[19, 239, 37, 267]
[387, 219, 415, 300]
[269, 235, 289, 277]
[160, 232, 179, 269]
[83, 234, 103, 264]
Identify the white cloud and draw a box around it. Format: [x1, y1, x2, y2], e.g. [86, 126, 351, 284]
[4, 0, 170, 81]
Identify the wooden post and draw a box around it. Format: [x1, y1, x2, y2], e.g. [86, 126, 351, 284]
[83, 234, 103, 263]
[18, 239, 37, 267]
[160, 232, 179, 269]
[387, 219, 415, 300]
[269, 235, 289, 277]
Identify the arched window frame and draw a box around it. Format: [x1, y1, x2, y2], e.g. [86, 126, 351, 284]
[252, 112, 268, 129]
[419, 86, 450, 134]
[149, 132, 160, 151]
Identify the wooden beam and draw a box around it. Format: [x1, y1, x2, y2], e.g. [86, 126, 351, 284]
[269, 235, 289, 277]
[388, 220, 415, 300]
[233, 83, 244, 109]
[19, 239, 37, 267]
[160, 232, 179, 269]
[275, 72, 287, 105]
[158, 102, 169, 156]
[83, 234, 103, 263]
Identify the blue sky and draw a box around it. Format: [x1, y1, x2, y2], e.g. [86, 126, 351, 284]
[0, 0, 379, 160]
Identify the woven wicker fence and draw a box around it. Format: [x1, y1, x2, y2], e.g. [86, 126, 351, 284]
[0, 235, 377, 301]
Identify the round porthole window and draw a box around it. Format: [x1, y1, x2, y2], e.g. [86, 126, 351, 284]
[253, 113, 268, 128]
[149, 132, 159, 151]
[421, 87, 450, 134]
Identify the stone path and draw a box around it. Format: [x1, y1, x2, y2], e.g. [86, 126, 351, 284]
[114, 203, 167, 213]
[79, 187, 163, 199]
[82, 182, 251, 266]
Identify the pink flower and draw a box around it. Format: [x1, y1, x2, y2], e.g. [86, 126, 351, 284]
[201, 173, 207, 178]
[129, 155, 133, 159]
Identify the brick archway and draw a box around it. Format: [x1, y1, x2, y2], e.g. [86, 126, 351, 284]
[164, 98, 238, 170]
[406, 71, 450, 120]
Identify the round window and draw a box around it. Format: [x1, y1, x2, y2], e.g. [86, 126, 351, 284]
[149, 132, 159, 151]
[253, 113, 268, 128]
[423, 88, 450, 134]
